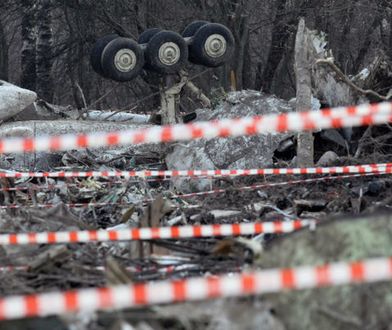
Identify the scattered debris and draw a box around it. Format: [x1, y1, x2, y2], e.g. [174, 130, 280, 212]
[0, 80, 37, 121]
[365, 179, 386, 196]
[166, 90, 293, 192]
[294, 199, 328, 215]
[316, 150, 339, 167]
[0, 88, 390, 330]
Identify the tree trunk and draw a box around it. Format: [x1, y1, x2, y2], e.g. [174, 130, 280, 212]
[260, 0, 289, 93]
[36, 0, 54, 102]
[243, 34, 254, 90]
[236, 15, 250, 91]
[228, 0, 251, 91]
[20, 0, 37, 91]
[294, 18, 314, 167]
[0, 20, 8, 81]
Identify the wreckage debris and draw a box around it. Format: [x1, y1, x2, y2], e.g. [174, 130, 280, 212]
[0, 83, 391, 330]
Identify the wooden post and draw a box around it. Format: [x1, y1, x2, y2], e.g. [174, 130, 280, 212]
[295, 18, 314, 167]
[160, 75, 178, 125]
[230, 70, 237, 91]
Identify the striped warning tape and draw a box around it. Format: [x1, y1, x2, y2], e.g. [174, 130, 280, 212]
[0, 257, 390, 320]
[0, 220, 312, 246]
[1, 163, 391, 179]
[176, 171, 391, 199]
[0, 265, 27, 272]
[0, 164, 389, 193]
[0, 102, 391, 154]
[0, 171, 388, 210]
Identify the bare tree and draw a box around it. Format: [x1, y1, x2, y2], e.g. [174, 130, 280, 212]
[0, 20, 8, 80]
[260, 0, 291, 93]
[36, 0, 54, 101]
[227, 0, 252, 91]
[20, 0, 37, 91]
[0, 0, 388, 114]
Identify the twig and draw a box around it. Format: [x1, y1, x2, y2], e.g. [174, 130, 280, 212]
[77, 85, 120, 119]
[254, 200, 297, 220]
[315, 58, 392, 101]
[29, 246, 71, 272]
[90, 85, 118, 109]
[354, 126, 372, 158]
[75, 82, 88, 109]
[316, 305, 362, 327]
[64, 151, 90, 167]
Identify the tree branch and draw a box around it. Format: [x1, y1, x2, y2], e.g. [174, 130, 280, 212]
[315, 58, 392, 101]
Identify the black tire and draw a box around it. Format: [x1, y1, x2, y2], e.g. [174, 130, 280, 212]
[90, 34, 118, 77]
[190, 23, 235, 67]
[182, 21, 209, 63]
[183, 112, 197, 123]
[182, 21, 209, 38]
[145, 30, 188, 74]
[138, 28, 161, 44]
[101, 37, 145, 82]
[138, 28, 161, 70]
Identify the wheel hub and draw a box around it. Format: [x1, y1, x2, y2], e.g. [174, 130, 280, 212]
[159, 42, 181, 66]
[205, 34, 227, 58]
[114, 49, 137, 72]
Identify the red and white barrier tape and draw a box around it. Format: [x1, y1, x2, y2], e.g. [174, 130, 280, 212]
[1, 163, 391, 179]
[0, 220, 312, 246]
[0, 171, 388, 210]
[0, 265, 28, 272]
[176, 171, 391, 199]
[0, 164, 389, 193]
[0, 102, 391, 154]
[0, 256, 390, 320]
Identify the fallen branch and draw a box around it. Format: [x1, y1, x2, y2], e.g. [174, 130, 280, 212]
[316, 305, 362, 327]
[315, 58, 392, 101]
